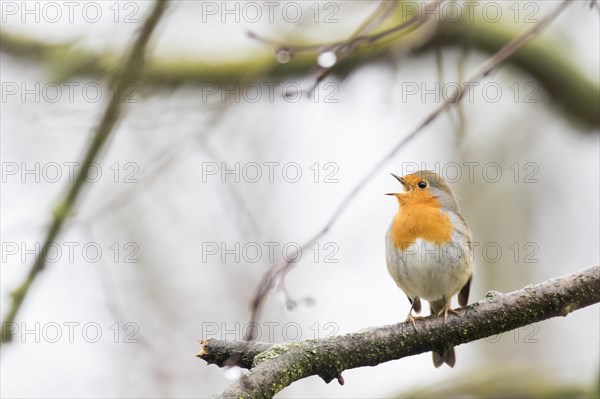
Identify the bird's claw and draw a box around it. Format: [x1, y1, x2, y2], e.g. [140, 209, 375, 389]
[405, 313, 419, 331]
[437, 305, 460, 324]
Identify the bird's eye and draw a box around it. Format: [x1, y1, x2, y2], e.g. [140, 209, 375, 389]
[418, 181, 427, 189]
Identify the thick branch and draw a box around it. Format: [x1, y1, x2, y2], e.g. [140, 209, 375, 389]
[198, 265, 600, 398]
[198, 340, 273, 370]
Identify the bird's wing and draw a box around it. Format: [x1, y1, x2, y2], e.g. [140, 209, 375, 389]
[458, 275, 472, 307]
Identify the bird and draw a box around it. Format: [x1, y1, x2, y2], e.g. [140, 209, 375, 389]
[385, 170, 473, 368]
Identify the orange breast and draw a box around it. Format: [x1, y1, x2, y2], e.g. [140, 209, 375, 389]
[390, 199, 452, 250]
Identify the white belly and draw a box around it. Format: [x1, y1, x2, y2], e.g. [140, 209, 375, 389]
[385, 227, 472, 302]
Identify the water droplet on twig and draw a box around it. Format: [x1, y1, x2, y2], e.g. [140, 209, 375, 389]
[317, 51, 337, 68]
[276, 49, 292, 64]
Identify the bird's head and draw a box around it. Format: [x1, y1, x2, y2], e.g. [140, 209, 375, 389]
[386, 170, 460, 212]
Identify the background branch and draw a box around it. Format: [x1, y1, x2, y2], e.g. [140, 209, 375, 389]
[1, 2, 597, 127]
[0, 0, 169, 344]
[198, 265, 600, 398]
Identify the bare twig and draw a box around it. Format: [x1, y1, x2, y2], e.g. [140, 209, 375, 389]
[240, 0, 573, 350]
[250, 0, 445, 54]
[1, 0, 169, 344]
[454, 44, 470, 141]
[254, 0, 446, 96]
[200, 265, 600, 397]
[348, 0, 399, 39]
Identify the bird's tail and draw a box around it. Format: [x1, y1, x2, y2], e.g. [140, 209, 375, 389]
[432, 347, 456, 368]
[430, 299, 456, 368]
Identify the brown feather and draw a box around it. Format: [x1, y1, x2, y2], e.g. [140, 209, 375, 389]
[407, 295, 422, 313]
[458, 275, 472, 307]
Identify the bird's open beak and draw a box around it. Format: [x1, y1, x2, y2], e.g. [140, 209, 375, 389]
[386, 173, 408, 195]
[391, 173, 408, 189]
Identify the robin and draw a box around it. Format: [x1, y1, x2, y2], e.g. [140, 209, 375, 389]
[385, 170, 473, 368]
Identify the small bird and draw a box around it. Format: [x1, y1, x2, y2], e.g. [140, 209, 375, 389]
[385, 170, 473, 368]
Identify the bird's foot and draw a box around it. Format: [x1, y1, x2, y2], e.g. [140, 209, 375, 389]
[405, 313, 419, 331]
[437, 305, 459, 325]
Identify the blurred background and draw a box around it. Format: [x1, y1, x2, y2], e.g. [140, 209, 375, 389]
[1, 1, 599, 397]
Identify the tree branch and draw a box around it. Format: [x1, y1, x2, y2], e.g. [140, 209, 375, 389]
[198, 265, 600, 398]
[1, 2, 597, 127]
[0, 0, 169, 344]
[198, 340, 273, 370]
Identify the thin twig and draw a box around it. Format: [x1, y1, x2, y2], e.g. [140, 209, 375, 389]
[455, 43, 470, 141]
[261, 0, 446, 97]
[1, 0, 170, 344]
[241, 0, 573, 349]
[250, 0, 445, 54]
[348, 0, 398, 40]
